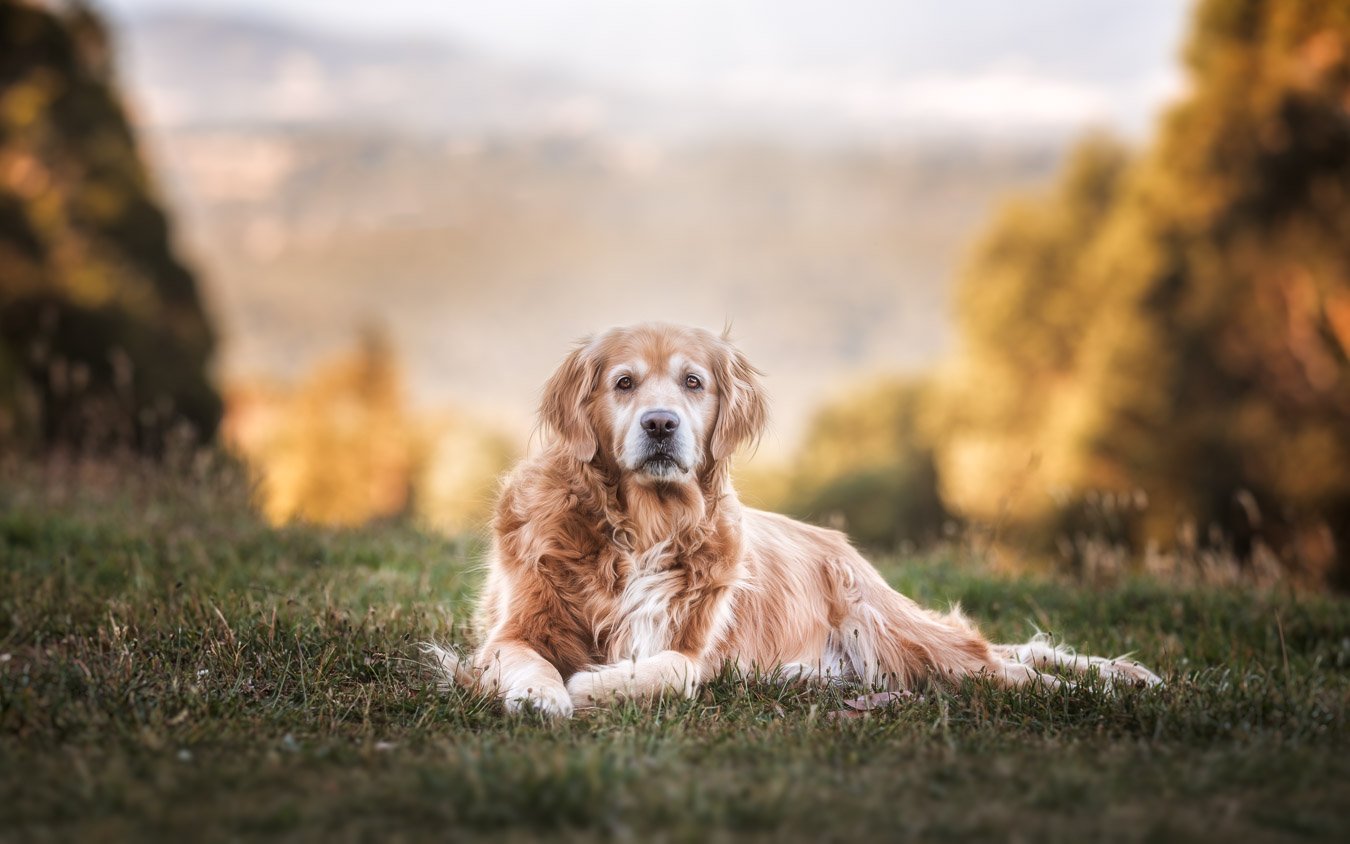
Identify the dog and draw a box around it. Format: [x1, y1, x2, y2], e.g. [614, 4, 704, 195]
[428, 323, 1160, 716]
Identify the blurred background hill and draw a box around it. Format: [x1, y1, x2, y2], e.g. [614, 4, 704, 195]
[3, 0, 1347, 587]
[112, 7, 1076, 445]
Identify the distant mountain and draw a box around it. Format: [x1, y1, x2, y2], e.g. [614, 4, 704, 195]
[115, 10, 1109, 143]
[96, 10, 1067, 448]
[117, 11, 633, 135]
[144, 126, 1057, 445]
[109, 3, 1185, 142]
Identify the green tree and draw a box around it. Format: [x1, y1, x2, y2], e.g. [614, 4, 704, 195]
[785, 379, 950, 549]
[941, 0, 1350, 584]
[0, 0, 221, 451]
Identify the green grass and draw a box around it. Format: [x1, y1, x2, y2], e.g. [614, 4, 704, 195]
[2, 458, 1348, 842]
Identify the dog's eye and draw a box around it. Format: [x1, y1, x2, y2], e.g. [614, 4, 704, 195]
[615, 375, 634, 391]
[685, 374, 702, 390]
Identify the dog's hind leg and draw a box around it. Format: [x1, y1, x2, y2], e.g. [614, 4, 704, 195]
[837, 571, 1004, 690]
[831, 554, 1159, 691]
[772, 642, 854, 686]
[992, 634, 1162, 687]
[833, 560, 1094, 691]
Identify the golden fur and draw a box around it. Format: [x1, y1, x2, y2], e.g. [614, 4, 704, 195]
[428, 323, 1159, 716]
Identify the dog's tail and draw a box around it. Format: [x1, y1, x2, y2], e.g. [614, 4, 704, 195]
[831, 557, 1162, 689]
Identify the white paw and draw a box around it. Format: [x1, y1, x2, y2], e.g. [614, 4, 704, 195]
[1102, 658, 1164, 688]
[565, 669, 614, 709]
[772, 662, 814, 684]
[503, 682, 574, 718]
[772, 661, 850, 686]
[566, 653, 701, 709]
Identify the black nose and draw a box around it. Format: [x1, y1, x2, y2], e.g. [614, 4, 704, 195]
[641, 410, 680, 441]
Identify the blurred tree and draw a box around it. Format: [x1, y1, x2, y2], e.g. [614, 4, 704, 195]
[0, 0, 221, 452]
[939, 0, 1350, 585]
[222, 326, 517, 531]
[784, 379, 950, 548]
[224, 327, 415, 526]
[936, 137, 1133, 528]
[415, 409, 518, 536]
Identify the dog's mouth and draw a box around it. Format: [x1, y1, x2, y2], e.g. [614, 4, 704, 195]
[639, 452, 688, 477]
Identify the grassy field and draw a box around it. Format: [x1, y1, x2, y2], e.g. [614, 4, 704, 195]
[2, 458, 1348, 842]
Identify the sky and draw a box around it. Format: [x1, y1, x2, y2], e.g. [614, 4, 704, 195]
[99, 0, 1195, 137]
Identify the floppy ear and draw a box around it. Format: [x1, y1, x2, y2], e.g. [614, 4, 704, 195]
[540, 340, 600, 462]
[710, 341, 768, 461]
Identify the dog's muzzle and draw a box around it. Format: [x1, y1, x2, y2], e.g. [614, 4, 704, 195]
[635, 410, 688, 475]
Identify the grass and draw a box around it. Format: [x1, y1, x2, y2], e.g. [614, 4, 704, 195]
[1, 457, 1348, 842]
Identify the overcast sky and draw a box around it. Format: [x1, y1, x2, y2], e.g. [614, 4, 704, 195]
[99, 0, 1194, 135]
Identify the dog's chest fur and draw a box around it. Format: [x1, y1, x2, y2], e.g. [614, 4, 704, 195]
[602, 543, 687, 661]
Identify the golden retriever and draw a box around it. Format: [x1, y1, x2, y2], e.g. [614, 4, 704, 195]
[429, 323, 1160, 716]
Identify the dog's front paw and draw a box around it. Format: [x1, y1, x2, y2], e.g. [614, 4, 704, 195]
[565, 668, 614, 709]
[567, 654, 700, 708]
[504, 681, 574, 718]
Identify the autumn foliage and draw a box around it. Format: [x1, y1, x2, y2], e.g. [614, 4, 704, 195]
[787, 0, 1350, 585]
[223, 328, 515, 532]
[0, 0, 221, 450]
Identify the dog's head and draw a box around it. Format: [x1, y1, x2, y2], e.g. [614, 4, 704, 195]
[540, 323, 766, 485]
